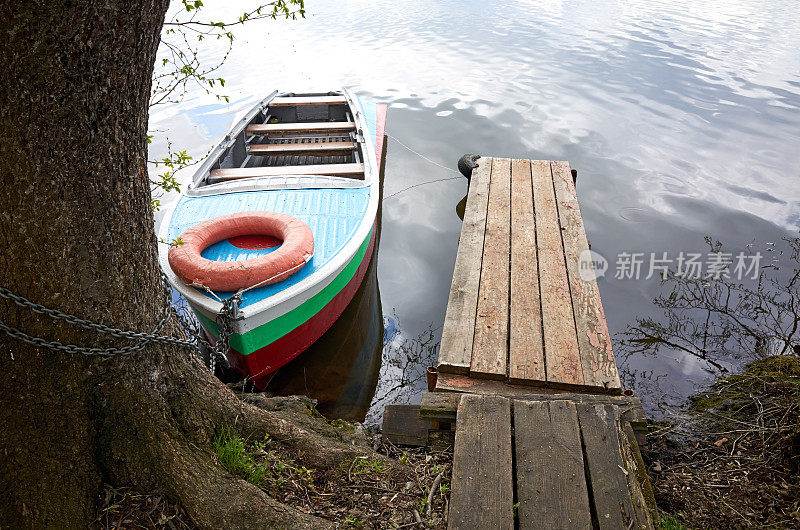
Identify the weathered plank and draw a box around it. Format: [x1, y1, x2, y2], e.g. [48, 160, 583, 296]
[246, 121, 355, 135]
[619, 422, 656, 529]
[509, 158, 545, 383]
[438, 158, 493, 374]
[471, 157, 511, 379]
[269, 95, 347, 106]
[382, 404, 429, 447]
[208, 163, 364, 181]
[514, 400, 592, 529]
[530, 160, 583, 386]
[421, 388, 643, 421]
[449, 394, 513, 530]
[419, 392, 461, 422]
[551, 161, 621, 391]
[247, 141, 355, 156]
[576, 404, 636, 529]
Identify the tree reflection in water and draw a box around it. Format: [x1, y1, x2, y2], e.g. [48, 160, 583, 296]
[619, 236, 800, 414]
[365, 313, 439, 425]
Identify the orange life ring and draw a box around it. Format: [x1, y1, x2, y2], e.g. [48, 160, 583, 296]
[168, 211, 314, 291]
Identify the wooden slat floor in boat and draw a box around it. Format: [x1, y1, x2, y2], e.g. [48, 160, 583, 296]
[247, 141, 355, 156]
[209, 162, 364, 181]
[437, 158, 621, 393]
[250, 136, 352, 168]
[246, 121, 356, 136]
[269, 95, 347, 106]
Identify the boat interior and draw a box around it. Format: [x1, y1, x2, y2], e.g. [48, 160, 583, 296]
[203, 92, 368, 186]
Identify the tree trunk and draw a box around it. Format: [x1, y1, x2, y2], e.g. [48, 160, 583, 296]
[0, 2, 394, 527]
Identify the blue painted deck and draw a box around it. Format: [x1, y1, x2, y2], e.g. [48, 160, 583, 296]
[168, 187, 370, 308]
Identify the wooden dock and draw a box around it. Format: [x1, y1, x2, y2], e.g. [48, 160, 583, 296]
[424, 158, 653, 529]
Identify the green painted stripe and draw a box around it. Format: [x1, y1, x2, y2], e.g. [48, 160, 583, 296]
[195, 228, 372, 355]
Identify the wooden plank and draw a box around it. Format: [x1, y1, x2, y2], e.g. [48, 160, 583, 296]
[208, 163, 364, 181]
[247, 141, 355, 156]
[419, 392, 461, 422]
[509, 158, 545, 383]
[530, 160, 583, 386]
[438, 158, 493, 374]
[471, 157, 511, 379]
[619, 422, 656, 529]
[514, 400, 592, 529]
[576, 404, 636, 529]
[381, 404, 429, 447]
[269, 95, 347, 106]
[551, 161, 621, 391]
[422, 387, 642, 419]
[449, 394, 513, 530]
[246, 121, 355, 136]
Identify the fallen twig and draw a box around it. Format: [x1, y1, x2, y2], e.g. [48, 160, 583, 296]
[426, 469, 446, 518]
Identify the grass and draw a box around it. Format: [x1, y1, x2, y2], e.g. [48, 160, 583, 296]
[342, 456, 385, 477]
[655, 512, 688, 529]
[212, 428, 270, 486]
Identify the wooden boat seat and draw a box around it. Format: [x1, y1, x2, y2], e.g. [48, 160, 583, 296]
[269, 95, 347, 107]
[247, 141, 355, 156]
[208, 163, 364, 182]
[246, 122, 356, 136]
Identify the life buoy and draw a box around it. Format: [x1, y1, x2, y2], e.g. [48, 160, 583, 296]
[168, 211, 314, 291]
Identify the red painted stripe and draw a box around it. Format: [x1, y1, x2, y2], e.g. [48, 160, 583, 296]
[227, 225, 377, 388]
[375, 103, 387, 167]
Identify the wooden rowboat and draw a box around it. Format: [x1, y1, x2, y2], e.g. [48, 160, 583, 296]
[158, 90, 386, 388]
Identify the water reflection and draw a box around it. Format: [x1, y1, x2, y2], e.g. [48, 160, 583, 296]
[455, 194, 467, 221]
[268, 242, 383, 423]
[365, 316, 440, 426]
[151, 0, 800, 417]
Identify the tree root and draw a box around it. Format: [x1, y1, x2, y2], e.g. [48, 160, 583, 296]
[90, 351, 403, 529]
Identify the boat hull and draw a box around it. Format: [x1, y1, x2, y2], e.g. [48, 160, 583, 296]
[200, 223, 376, 389]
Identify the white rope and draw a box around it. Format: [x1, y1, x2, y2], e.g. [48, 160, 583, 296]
[384, 176, 461, 200]
[236, 259, 309, 295]
[385, 133, 460, 175]
[190, 257, 309, 299]
[383, 133, 463, 200]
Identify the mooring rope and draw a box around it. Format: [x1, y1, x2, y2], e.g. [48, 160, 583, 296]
[383, 133, 463, 200]
[385, 133, 460, 175]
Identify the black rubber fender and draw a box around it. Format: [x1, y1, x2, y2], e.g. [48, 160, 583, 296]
[457, 154, 481, 180]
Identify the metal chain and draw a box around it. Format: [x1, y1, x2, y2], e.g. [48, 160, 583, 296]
[0, 275, 234, 367]
[208, 294, 240, 373]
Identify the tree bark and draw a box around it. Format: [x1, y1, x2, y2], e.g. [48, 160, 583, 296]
[0, 2, 394, 527]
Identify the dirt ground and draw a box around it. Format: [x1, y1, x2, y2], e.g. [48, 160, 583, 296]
[93, 395, 453, 529]
[646, 355, 800, 529]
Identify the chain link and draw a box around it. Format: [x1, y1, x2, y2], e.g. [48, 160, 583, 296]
[0, 275, 235, 369]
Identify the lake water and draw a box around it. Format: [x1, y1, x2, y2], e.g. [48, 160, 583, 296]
[151, 0, 800, 420]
